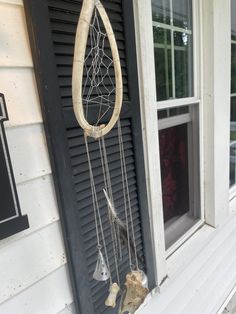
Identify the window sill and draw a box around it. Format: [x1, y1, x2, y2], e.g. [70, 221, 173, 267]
[138, 211, 236, 313]
[165, 215, 203, 256]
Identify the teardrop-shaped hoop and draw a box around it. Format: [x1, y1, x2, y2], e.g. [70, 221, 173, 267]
[72, 0, 123, 139]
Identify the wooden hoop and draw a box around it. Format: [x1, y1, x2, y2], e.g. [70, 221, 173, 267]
[72, 0, 123, 139]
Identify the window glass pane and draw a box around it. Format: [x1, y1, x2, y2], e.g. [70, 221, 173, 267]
[153, 27, 172, 100]
[152, 0, 193, 101]
[159, 124, 189, 223]
[158, 104, 200, 249]
[231, 44, 236, 93]
[230, 97, 236, 187]
[169, 106, 189, 116]
[158, 106, 189, 119]
[230, 0, 236, 189]
[174, 31, 193, 98]
[173, 0, 192, 29]
[232, 0, 236, 41]
[152, 0, 171, 24]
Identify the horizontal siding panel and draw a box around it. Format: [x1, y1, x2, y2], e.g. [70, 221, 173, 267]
[17, 174, 58, 228]
[0, 0, 23, 5]
[0, 221, 67, 304]
[0, 175, 59, 246]
[0, 4, 32, 67]
[0, 265, 73, 314]
[0, 68, 42, 128]
[6, 123, 51, 184]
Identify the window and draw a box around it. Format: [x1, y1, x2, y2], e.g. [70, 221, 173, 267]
[152, 0, 193, 101]
[230, 0, 236, 189]
[152, 0, 201, 250]
[0, 93, 29, 239]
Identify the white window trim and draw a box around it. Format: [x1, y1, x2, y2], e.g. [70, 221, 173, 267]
[133, 0, 203, 284]
[202, 0, 231, 226]
[133, 0, 167, 285]
[134, 0, 231, 286]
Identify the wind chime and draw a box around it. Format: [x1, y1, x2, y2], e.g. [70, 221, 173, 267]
[72, 0, 149, 312]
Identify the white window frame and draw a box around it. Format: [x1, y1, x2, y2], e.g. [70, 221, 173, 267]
[229, 40, 236, 199]
[133, 0, 231, 286]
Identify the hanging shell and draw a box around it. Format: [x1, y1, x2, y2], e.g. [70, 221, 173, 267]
[93, 249, 110, 281]
[119, 271, 149, 314]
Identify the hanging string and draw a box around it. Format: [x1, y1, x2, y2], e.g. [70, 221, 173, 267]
[98, 137, 120, 286]
[117, 119, 139, 271]
[84, 134, 112, 285]
[100, 136, 123, 260]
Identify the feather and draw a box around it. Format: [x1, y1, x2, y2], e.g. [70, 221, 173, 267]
[103, 189, 144, 266]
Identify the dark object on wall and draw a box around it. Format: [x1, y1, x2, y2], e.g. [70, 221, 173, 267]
[0, 93, 29, 239]
[24, 1, 155, 313]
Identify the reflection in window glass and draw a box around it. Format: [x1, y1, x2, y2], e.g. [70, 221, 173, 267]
[230, 97, 236, 187]
[159, 124, 189, 223]
[174, 31, 193, 98]
[231, 0, 236, 41]
[152, 0, 171, 24]
[172, 0, 192, 29]
[158, 106, 189, 120]
[152, 0, 193, 101]
[230, 0, 236, 188]
[153, 27, 172, 100]
[231, 44, 236, 93]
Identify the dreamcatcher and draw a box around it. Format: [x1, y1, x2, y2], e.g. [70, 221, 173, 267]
[72, 0, 149, 312]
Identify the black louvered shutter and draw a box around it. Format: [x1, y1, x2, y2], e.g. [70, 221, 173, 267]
[24, 1, 155, 313]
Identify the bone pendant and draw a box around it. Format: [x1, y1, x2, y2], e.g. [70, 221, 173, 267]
[105, 283, 120, 308]
[119, 271, 149, 314]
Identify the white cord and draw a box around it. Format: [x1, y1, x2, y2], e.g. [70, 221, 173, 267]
[117, 119, 139, 270]
[84, 134, 112, 285]
[98, 137, 120, 286]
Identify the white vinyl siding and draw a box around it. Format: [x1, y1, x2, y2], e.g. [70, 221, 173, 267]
[0, 1, 74, 313]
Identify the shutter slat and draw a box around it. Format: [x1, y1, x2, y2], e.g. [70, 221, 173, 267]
[67, 119, 131, 139]
[79, 190, 138, 218]
[72, 157, 134, 181]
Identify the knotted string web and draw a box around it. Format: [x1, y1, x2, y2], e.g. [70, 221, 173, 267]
[83, 7, 115, 126]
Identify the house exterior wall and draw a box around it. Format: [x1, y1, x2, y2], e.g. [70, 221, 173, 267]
[0, 0, 235, 313]
[0, 1, 74, 313]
